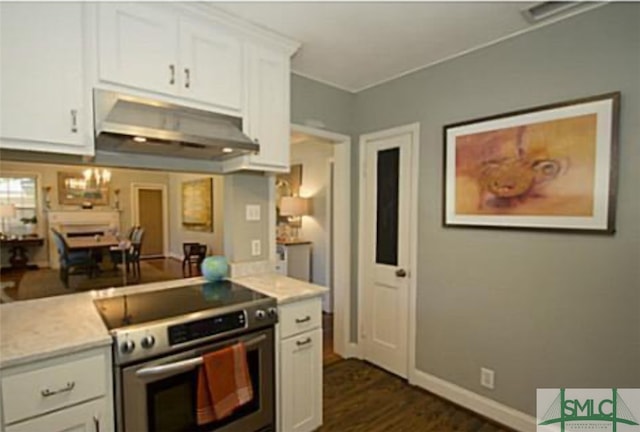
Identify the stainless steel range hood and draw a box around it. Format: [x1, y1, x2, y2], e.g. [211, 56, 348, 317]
[94, 89, 258, 161]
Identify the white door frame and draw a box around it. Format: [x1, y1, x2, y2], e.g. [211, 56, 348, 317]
[131, 182, 169, 258]
[357, 122, 420, 381]
[324, 157, 335, 313]
[268, 123, 352, 359]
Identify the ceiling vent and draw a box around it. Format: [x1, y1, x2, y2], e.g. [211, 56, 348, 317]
[521, 2, 586, 23]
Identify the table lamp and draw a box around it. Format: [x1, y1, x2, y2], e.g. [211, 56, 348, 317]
[0, 204, 17, 237]
[279, 196, 309, 240]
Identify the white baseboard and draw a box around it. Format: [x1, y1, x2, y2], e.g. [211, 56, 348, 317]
[344, 342, 362, 359]
[410, 368, 536, 432]
[168, 252, 183, 261]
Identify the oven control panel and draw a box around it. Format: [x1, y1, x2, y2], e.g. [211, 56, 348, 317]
[168, 311, 247, 346]
[111, 300, 277, 366]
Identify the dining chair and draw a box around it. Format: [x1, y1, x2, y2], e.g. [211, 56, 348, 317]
[182, 242, 208, 277]
[51, 229, 95, 287]
[110, 226, 145, 279]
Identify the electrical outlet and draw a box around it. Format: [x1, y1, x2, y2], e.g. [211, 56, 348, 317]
[251, 239, 261, 256]
[480, 368, 495, 389]
[246, 204, 261, 221]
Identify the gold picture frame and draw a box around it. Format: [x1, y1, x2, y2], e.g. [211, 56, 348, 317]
[181, 177, 213, 232]
[57, 172, 110, 206]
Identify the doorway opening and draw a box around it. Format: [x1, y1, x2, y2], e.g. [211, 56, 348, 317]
[270, 124, 351, 365]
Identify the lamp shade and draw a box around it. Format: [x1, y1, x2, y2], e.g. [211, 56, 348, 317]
[0, 204, 16, 218]
[280, 196, 309, 216]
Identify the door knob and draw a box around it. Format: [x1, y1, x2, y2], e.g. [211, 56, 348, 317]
[396, 269, 407, 278]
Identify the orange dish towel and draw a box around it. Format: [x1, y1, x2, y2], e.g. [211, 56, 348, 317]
[196, 342, 254, 425]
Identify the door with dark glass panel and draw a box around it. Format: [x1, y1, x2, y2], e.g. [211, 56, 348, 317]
[361, 126, 414, 378]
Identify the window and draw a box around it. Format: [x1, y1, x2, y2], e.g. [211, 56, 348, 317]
[0, 176, 37, 236]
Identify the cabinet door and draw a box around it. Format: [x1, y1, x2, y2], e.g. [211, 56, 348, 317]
[98, 2, 177, 95]
[0, 3, 86, 152]
[281, 329, 322, 432]
[6, 398, 109, 432]
[178, 17, 243, 112]
[246, 44, 290, 171]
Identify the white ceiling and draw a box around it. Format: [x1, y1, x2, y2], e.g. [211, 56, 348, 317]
[213, 2, 600, 93]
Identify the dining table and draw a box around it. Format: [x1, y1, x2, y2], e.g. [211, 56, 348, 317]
[65, 234, 131, 286]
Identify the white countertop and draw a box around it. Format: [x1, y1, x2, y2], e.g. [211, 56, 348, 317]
[0, 273, 327, 369]
[231, 273, 329, 304]
[0, 292, 112, 369]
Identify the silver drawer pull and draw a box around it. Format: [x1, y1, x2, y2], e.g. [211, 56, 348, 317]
[296, 337, 312, 347]
[184, 68, 191, 88]
[169, 64, 176, 85]
[70, 109, 78, 133]
[41, 381, 75, 397]
[295, 316, 311, 324]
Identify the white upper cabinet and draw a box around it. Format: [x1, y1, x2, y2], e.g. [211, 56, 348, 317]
[244, 44, 291, 171]
[178, 17, 243, 111]
[0, 2, 90, 155]
[98, 3, 178, 96]
[97, 3, 243, 113]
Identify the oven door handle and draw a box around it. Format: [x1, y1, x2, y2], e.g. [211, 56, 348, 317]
[135, 334, 267, 378]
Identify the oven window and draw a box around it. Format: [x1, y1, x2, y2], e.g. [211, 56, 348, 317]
[147, 350, 262, 432]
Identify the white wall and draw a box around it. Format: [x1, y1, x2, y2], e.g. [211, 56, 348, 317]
[168, 173, 224, 259]
[291, 140, 335, 290]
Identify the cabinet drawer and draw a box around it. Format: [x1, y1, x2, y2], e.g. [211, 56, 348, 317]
[279, 297, 321, 339]
[1, 353, 107, 425]
[5, 398, 108, 432]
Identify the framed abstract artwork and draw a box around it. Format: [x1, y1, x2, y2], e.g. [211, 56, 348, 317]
[181, 177, 213, 232]
[443, 92, 620, 233]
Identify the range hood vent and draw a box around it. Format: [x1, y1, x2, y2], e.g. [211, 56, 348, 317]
[94, 89, 258, 161]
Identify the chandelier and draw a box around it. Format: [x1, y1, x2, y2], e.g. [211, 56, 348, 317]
[83, 168, 112, 188]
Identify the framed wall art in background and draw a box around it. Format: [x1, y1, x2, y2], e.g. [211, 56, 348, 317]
[443, 92, 620, 233]
[181, 177, 213, 232]
[58, 171, 110, 206]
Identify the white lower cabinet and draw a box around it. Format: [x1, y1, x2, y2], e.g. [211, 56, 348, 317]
[0, 347, 113, 432]
[278, 297, 323, 432]
[5, 399, 107, 432]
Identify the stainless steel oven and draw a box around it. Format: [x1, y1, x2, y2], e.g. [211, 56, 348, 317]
[118, 327, 274, 432]
[93, 281, 278, 432]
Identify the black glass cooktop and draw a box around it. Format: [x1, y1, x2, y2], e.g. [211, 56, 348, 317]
[93, 280, 269, 330]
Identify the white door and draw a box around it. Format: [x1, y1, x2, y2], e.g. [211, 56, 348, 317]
[246, 44, 290, 170]
[361, 126, 415, 378]
[0, 3, 85, 150]
[98, 3, 177, 95]
[178, 17, 243, 111]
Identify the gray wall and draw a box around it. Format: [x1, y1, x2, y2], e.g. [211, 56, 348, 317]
[291, 73, 360, 335]
[168, 173, 224, 258]
[291, 74, 355, 135]
[353, 4, 640, 415]
[223, 172, 270, 263]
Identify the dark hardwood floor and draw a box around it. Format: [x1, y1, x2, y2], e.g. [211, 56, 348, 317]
[323, 312, 343, 367]
[144, 256, 188, 277]
[321, 359, 514, 432]
[0, 258, 187, 301]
